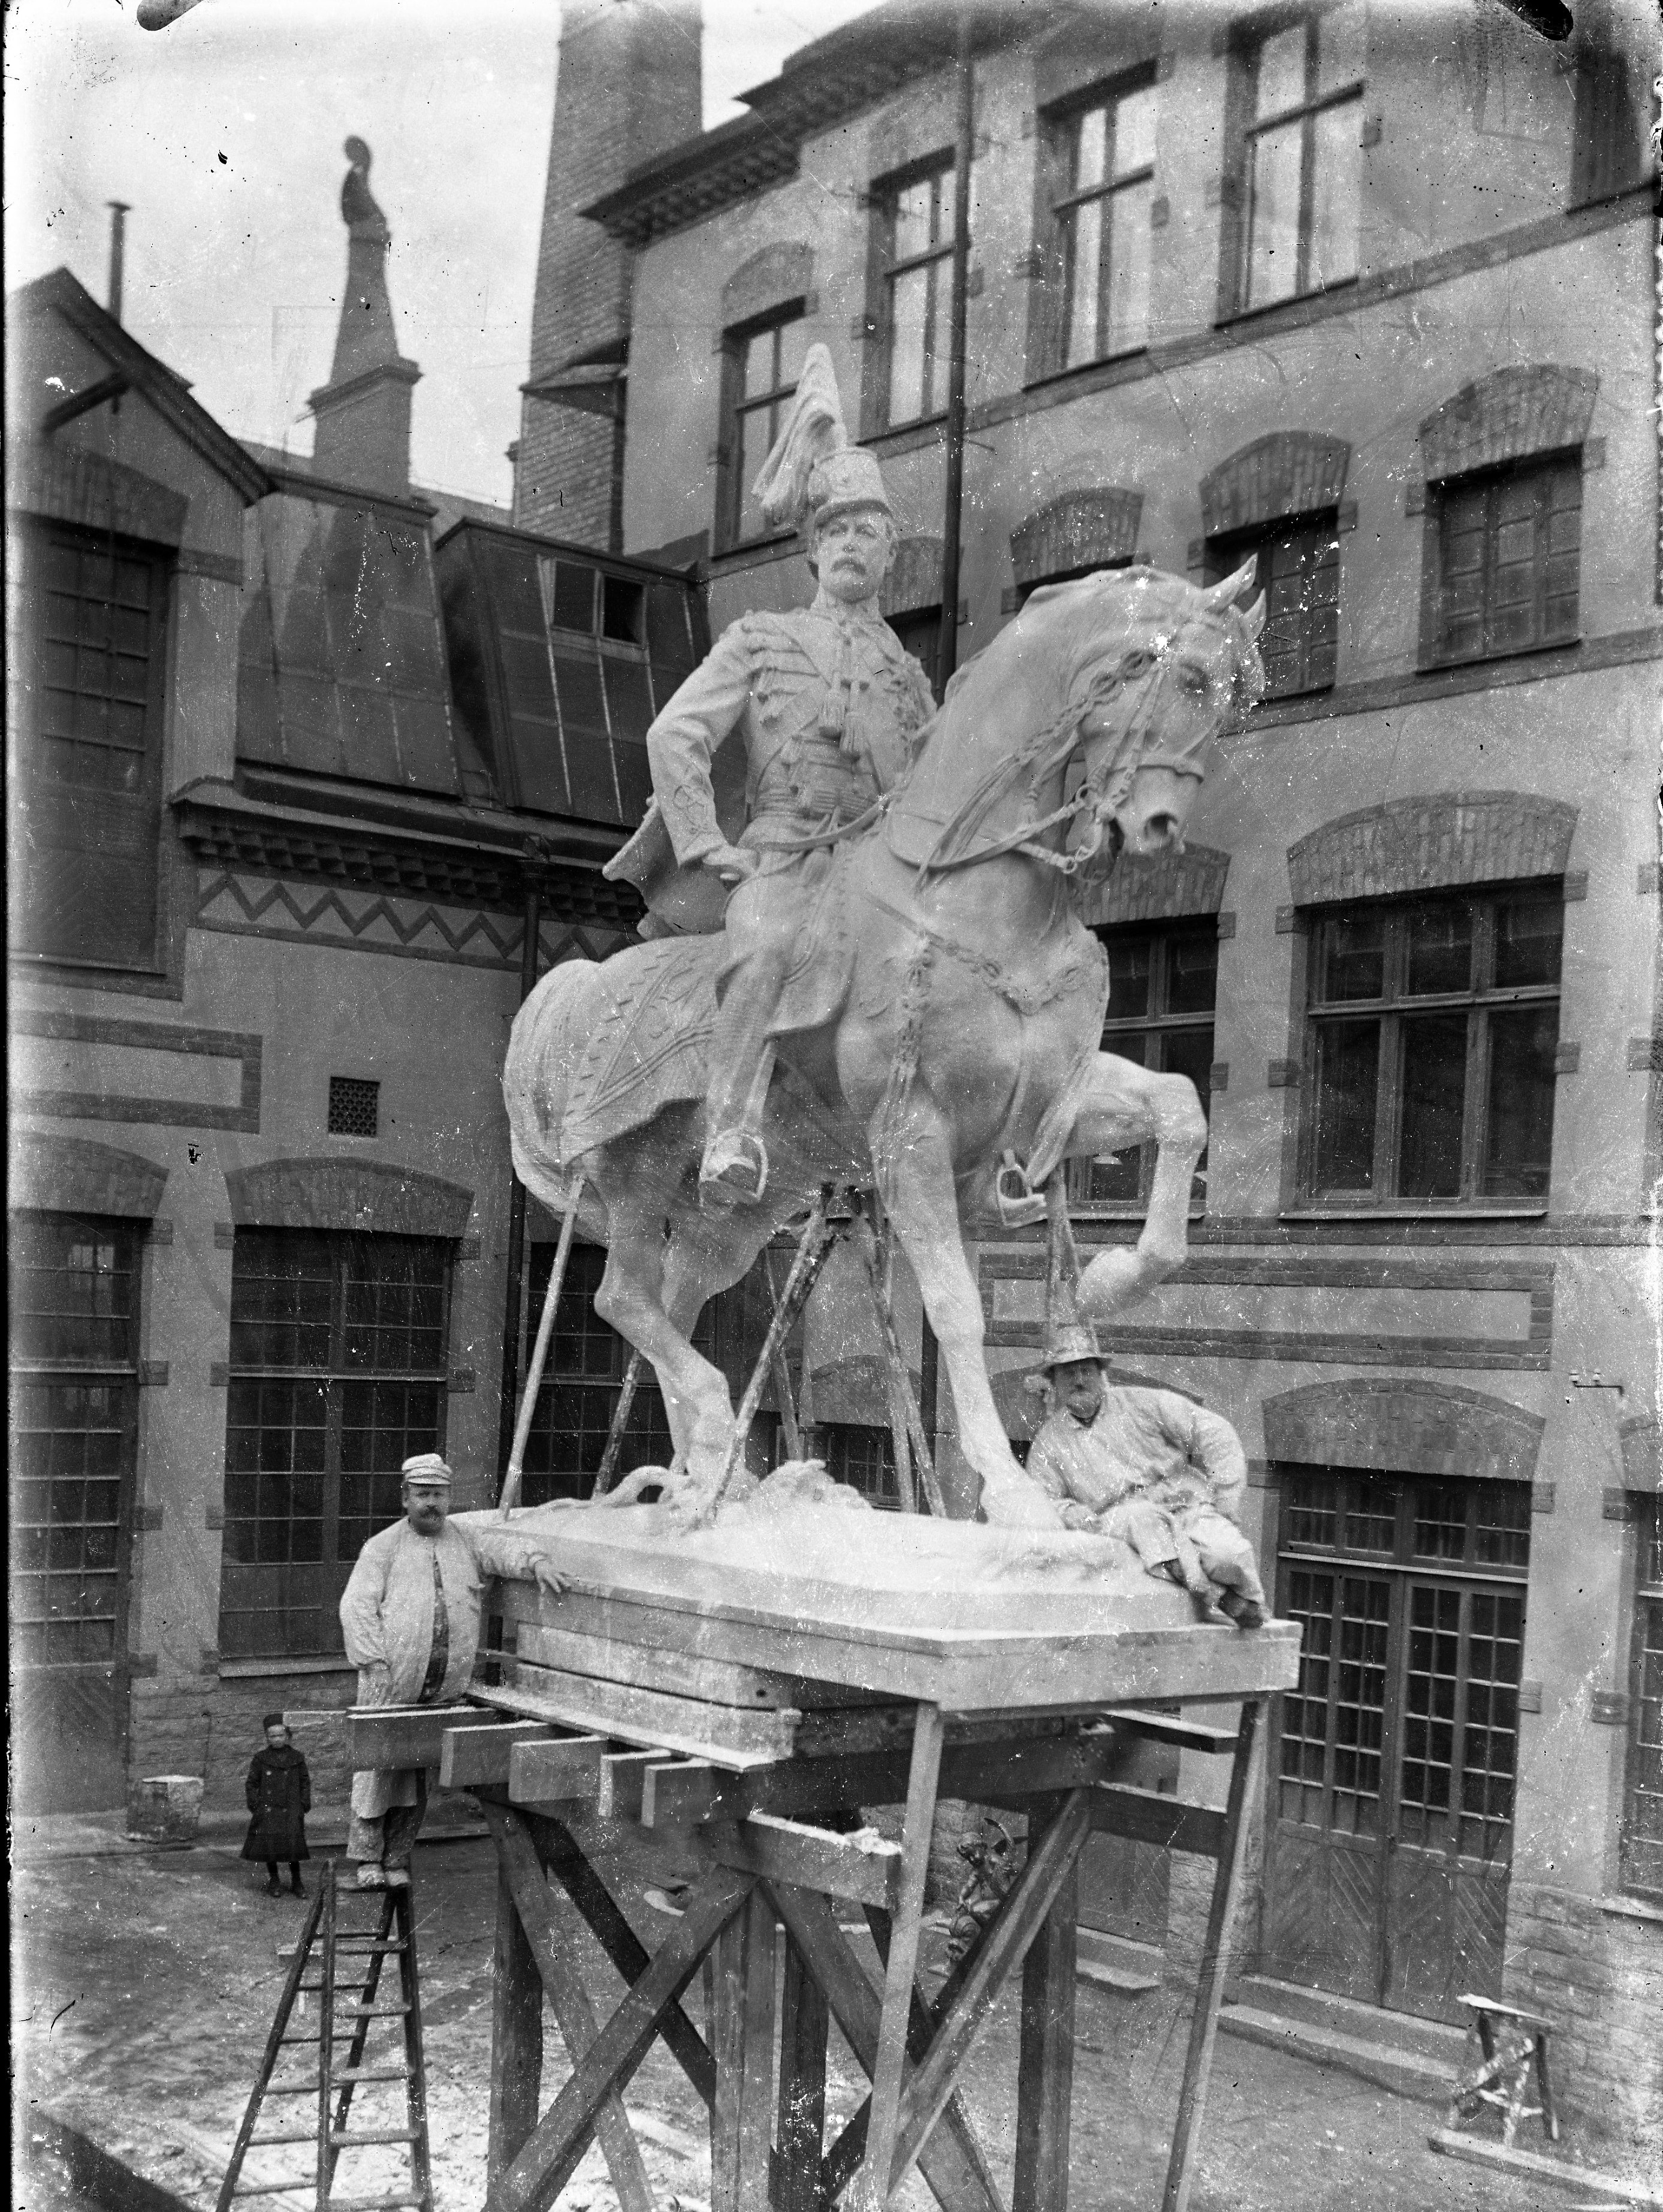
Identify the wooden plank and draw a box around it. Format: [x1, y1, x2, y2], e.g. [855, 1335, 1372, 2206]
[508, 1734, 608, 1806]
[1161, 1700, 1262, 2212]
[856, 1701, 944, 2212]
[775, 1933, 828, 2212]
[710, 1890, 775, 2212]
[1427, 2131, 1663, 2204]
[700, 1814, 904, 1912]
[482, 1805, 656, 2212]
[642, 1759, 719, 1828]
[489, 1870, 753, 2212]
[892, 1790, 1095, 2187]
[1091, 1785, 1226, 1858]
[1013, 1799, 1077, 2212]
[486, 1829, 544, 2190]
[598, 1749, 674, 1822]
[347, 1704, 500, 1772]
[522, 1809, 716, 2113]
[497, 1664, 800, 1766]
[519, 1622, 805, 1711]
[442, 1721, 555, 1791]
[769, 1882, 1002, 2212]
[1102, 1708, 1240, 1756]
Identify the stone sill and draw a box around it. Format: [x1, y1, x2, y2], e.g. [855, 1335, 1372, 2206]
[218, 1657, 357, 1679]
[1598, 1892, 1663, 1925]
[1279, 1207, 1549, 1225]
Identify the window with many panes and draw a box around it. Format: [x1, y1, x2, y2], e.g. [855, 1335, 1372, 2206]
[874, 157, 957, 433]
[10, 1214, 140, 1668]
[885, 607, 944, 702]
[1622, 1500, 1663, 1896]
[1046, 74, 1156, 372]
[1426, 455, 1581, 668]
[1232, 11, 1363, 314]
[1206, 515, 1339, 699]
[1303, 887, 1562, 1206]
[1073, 920, 1217, 1207]
[720, 309, 808, 549]
[821, 1422, 900, 1509]
[8, 522, 168, 971]
[218, 1231, 450, 1659]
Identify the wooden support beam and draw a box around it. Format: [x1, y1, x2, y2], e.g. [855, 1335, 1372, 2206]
[775, 1933, 829, 2212]
[1102, 1708, 1241, 1756]
[1161, 1700, 1263, 2212]
[524, 1811, 717, 2113]
[441, 1721, 556, 1791]
[710, 1890, 777, 2212]
[518, 1623, 805, 1711]
[1013, 1798, 1078, 2212]
[488, 1870, 753, 2212]
[1091, 1785, 1226, 1858]
[508, 1734, 608, 1806]
[487, 1845, 543, 2191]
[768, 1884, 1004, 2212]
[481, 1803, 654, 2212]
[642, 1758, 719, 1827]
[701, 1814, 904, 1911]
[891, 1789, 1095, 2188]
[598, 1749, 674, 1822]
[348, 1704, 499, 1772]
[503, 1660, 800, 1765]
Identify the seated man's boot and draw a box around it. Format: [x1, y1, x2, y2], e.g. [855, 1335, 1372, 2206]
[699, 1128, 768, 1205]
[1217, 1588, 1267, 1631]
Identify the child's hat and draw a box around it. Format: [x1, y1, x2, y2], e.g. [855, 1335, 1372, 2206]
[262, 1711, 286, 1730]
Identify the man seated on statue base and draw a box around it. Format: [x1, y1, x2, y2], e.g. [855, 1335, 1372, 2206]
[1022, 1324, 1267, 1629]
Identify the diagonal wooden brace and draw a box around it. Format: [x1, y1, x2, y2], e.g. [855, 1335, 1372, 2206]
[481, 1803, 655, 2212]
[889, 1788, 1095, 2189]
[488, 1869, 755, 2212]
[766, 1882, 1005, 2212]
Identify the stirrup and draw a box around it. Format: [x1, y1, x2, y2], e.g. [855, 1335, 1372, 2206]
[700, 1129, 769, 1204]
[994, 1150, 1047, 1229]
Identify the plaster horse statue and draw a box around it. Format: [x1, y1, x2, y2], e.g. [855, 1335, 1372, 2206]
[503, 386, 1264, 1533]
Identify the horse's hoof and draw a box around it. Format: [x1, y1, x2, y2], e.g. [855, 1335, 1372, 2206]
[699, 1130, 768, 1204]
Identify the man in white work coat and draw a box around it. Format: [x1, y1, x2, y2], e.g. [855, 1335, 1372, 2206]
[339, 1452, 566, 1887]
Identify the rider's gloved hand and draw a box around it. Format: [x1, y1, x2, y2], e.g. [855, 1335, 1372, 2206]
[698, 841, 759, 885]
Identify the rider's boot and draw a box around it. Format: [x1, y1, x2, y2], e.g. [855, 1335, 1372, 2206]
[700, 975, 783, 1205]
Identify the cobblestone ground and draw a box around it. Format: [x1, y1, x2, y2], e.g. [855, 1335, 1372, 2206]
[11, 1830, 1630, 2212]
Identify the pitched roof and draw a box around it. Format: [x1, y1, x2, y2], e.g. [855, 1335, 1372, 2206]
[11, 266, 270, 503]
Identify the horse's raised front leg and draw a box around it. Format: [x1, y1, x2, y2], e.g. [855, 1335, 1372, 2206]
[877, 1098, 1060, 1529]
[591, 1195, 737, 1492]
[1066, 1050, 1206, 1320]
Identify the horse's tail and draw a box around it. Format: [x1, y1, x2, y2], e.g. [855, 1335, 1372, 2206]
[503, 959, 605, 1221]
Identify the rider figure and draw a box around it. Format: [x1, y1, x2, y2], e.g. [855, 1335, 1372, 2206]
[618, 346, 937, 1203]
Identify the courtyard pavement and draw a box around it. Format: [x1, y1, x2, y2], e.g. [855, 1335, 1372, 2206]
[12, 1817, 1655, 2212]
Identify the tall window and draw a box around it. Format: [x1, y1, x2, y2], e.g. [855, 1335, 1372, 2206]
[821, 1422, 901, 1509]
[1623, 1500, 1663, 1896]
[1050, 78, 1156, 370]
[1076, 920, 1216, 1207]
[885, 606, 944, 700]
[8, 523, 168, 970]
[11, 1215, 139, 1669]
[1427, 456, 1581, 667]
[1236, 14, 1362, 312]
[721, 309, 807, 549]
[1207, 516, 1339, 699]
[875, 158, 956, 431]
[219, 1231, 450, 1659]
[1304, 889, 1562, 1205]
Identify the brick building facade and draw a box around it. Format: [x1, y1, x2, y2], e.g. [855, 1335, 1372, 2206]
[553, 0, 1662, 2148]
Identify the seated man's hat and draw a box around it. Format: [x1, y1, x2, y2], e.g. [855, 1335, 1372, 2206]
[401, 1452, 452, 1486]
[751, 344, 895, 538]
[1031, 1317, 1106, 1376]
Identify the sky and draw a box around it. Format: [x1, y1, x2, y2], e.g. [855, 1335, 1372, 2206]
[4, 0, 882, 507]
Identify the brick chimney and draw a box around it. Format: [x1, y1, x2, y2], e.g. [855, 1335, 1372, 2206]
[309, 137, 419, 497]
[515, 0, 702, 548]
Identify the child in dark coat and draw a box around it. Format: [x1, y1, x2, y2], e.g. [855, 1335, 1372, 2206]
[242, 1714, 312, 1897]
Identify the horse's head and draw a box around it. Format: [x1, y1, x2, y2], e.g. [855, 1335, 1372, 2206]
[1021, 560, 1266, 859]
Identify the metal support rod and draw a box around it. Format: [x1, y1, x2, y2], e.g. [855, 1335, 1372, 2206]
[856, 1222, 946, 1516]
[762, 1249, 804, 1462]
[593, 1349, 644, 1496]
[499, 1173, 582, 1519]
[711, 1192, 841, 1510]
[497, 867, 544, 1477]
[934, 7, 973, 694]
[107, 200, 131, 323]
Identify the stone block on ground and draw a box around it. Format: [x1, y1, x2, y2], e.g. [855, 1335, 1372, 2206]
[125, 1775, 203, 1844]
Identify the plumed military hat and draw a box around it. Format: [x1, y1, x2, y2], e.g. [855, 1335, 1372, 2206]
[751, 343, 896, 537]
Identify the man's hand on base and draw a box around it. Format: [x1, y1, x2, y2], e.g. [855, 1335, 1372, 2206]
[530, 1551, 569, 1598]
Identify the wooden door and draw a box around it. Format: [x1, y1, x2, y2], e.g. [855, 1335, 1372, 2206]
[1260, 1470, 1529, 2023]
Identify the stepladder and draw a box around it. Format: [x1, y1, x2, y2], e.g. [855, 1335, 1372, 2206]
[216, 1859, 433, 2212]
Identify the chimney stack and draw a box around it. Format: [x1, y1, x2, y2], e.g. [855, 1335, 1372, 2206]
[107, 201, 132, 322]
[308, 138, 420, 497]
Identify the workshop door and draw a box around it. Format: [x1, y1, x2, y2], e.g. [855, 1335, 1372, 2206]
[1260, 1470, 1529, 2024]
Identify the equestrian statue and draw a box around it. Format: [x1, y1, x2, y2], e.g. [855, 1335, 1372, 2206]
[503, 347, 1265, 1530]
